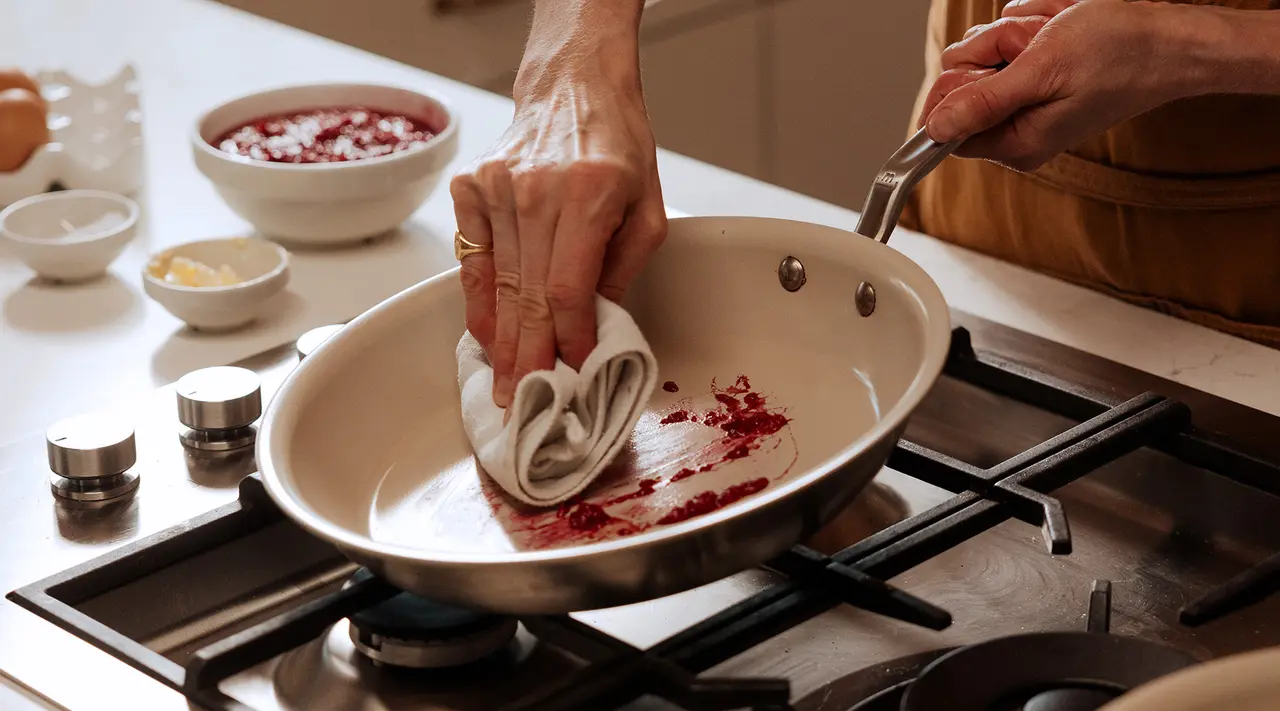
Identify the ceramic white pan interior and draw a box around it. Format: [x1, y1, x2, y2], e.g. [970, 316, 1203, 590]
[1099, 647, 1280, 711]
[258, 215, 951, 613]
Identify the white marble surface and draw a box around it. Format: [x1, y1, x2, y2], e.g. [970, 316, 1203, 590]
[2, 0, 1279, 460]
[2, 3, 1280, 710]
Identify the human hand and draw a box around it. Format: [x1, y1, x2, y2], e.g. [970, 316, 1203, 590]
[450, 42, 666, 408]
[917, 0, 1194, 171]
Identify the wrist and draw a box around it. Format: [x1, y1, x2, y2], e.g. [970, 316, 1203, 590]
[514, 0, 644, 108]
[1148, 1, 1280, 99]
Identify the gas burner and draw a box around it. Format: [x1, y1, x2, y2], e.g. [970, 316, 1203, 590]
[175, 366, 262, 453]
[345, 571, 519, 669]
[46, 412, 140, 505]
[797, 582, 1200, 711]
[792, 649, 955, 711]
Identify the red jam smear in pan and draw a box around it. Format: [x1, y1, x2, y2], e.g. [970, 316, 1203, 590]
[490, 374, 796, 548]
[215, 106, 437, 164]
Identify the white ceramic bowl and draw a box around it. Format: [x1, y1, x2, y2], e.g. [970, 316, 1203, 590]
[0, 189, 138, 282]
[143, 237, 290, 331]
[191, 83, 459, 245]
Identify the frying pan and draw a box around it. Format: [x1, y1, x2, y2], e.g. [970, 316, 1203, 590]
[257, 129, 957, 614]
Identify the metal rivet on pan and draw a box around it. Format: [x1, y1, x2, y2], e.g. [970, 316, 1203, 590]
[778, 256, 806, 292]
[855, 281, 877, 317]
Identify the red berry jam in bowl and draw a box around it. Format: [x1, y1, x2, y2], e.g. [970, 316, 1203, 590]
[215, 107, 437, 164]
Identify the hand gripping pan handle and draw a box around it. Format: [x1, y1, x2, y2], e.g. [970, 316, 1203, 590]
[854, 127, 963, 244]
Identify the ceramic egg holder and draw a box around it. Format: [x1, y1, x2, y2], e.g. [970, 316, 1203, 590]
[0, 65, 143, 206]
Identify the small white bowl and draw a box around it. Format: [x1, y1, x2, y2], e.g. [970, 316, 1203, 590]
[0, 189, 138, 282]
[190, 82, 460, 245]
[143, 237, 290, 332]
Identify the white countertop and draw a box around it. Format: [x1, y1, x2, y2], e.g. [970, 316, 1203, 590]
[2, 0, 1279, 458]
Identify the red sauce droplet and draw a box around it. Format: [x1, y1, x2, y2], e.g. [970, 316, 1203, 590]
[657, 478, 769, 525]
[660, 410, 692, 425]
[604, 478, 660, 506]
[662, 381, 680, 393]
[720, 411, 791, 439]
[561, 501, 614, 533]
[715, 393, 741, 411]
[672, 468, 697, 482]
[214, 106, 437, 164]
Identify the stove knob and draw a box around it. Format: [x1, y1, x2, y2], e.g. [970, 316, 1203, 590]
[176, 366, 262, 431]
[296, 324, 343, 361]
[47, 413, 137, 479]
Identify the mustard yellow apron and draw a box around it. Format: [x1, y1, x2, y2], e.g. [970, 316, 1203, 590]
[901, 0, 1280, 347]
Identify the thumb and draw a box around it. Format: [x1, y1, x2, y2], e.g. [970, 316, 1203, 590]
[925, 63, 1046, 143]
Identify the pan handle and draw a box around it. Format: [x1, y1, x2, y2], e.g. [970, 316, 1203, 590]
[854, 127, 963, 244]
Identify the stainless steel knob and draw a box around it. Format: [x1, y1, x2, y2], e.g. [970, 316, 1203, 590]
[176, 366, 262, 431]
[296, 324, 343, 360]
[47, 413, 137, 479]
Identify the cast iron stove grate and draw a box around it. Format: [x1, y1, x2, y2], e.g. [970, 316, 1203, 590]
[9, 327, 1280, 711]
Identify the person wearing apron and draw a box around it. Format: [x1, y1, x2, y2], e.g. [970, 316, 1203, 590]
[451, 0, 1280, 410]
[901, 0, 1280, 346]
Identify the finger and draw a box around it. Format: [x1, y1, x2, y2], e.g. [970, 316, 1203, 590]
[941, 16, 1049, 72]
[597, 196, 667, 305]
[476, 162, 521, 408]
[545, 197, 625, 371]
[1001, 0, 1075, 18]
[954, 99, 1072, 171]
[917, 67, 999, 129]
[509, 168, 561, 390]
[450, 176, 497, 355]
[925, 61, 1048, 143]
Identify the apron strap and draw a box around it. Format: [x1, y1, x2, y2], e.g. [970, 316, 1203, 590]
[1029, 152, 1280, 210]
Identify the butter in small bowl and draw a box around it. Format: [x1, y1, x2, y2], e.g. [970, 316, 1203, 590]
[142, 237, 289, 331]
[148, 252, 244, 288]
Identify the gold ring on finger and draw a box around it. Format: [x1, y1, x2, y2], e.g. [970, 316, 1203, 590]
[454, 230, 493, 261]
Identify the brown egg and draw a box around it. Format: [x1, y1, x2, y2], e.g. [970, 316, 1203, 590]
[0, 68, 45, 111]
[0, 88, 50, 172]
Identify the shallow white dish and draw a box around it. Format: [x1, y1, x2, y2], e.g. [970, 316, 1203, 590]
[0, 189, 138, 282]
[143, 237, 290, 332]
[0, 65, 143, 206]
[190, 82, 459, 245]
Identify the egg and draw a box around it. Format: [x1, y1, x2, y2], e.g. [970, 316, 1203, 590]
[0, 88, 49, 172]
[0, 68, 45, 111]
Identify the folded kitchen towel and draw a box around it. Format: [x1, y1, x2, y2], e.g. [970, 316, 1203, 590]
[456, 297, 659, 507]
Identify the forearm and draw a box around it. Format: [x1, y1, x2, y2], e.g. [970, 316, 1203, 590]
[514, 0, 646, 106]
[1153, 2, 1280, 99]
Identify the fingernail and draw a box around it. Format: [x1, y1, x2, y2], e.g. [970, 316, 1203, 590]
[927, 107, 961, 142]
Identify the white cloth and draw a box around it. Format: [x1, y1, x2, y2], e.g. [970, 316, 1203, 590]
[457, 297, 659, 506]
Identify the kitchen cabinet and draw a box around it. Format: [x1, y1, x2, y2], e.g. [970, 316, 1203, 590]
[641, 2, 767, 179]
[214, 0, 534, 90]
[216, 0, 930, 209]
[773, 0, 931, 204]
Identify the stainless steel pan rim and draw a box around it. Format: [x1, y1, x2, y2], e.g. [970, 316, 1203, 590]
[256, 216, 951, 570]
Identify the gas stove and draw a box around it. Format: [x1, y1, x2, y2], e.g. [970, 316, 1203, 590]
[3, 311, 1280, 711]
